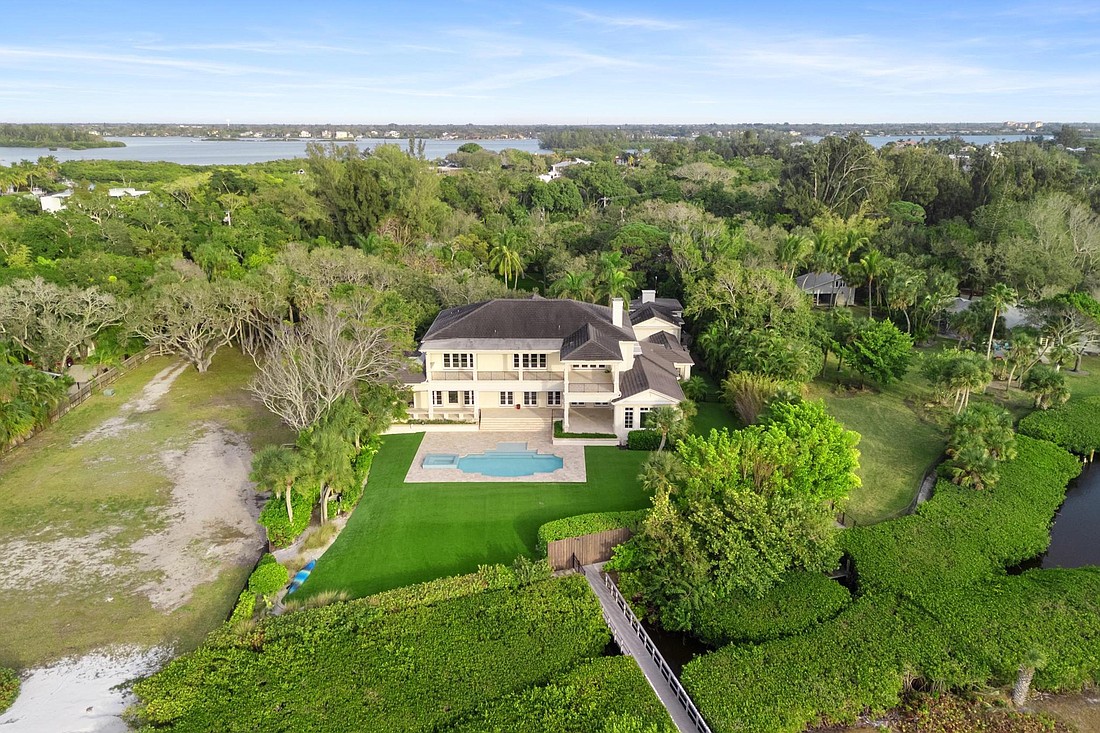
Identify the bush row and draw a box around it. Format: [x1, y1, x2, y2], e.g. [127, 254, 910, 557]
[1018, 396, 1100, 457]
[257, 488, 315, 548]
[840, 436, 1081, 599]
[553, 420, 616, 439]
[0, 666, 18, 714]
[131, 575, 610, 732]
[627, 429, 662, 450]
[691, 571, 851, 647]
[536, 510, 648, 552]
[682, 436, 1097, 733]
[684, 569, 1100, 733]
[450, 656, 675, 732]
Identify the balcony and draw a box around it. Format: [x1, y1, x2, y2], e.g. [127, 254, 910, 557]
[567, 382, 615, 393]
[428, 370, 475, 381]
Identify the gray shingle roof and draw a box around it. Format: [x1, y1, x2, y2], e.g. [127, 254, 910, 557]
[560, 322, 627, 361]
[617, 355, 685, 401]
[796, 272, 849, 293]
[628, 299, 684, 326]
[641, 332, 693, 366]
[422, 297, 634, 343]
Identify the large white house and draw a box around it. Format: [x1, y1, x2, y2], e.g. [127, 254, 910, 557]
[402, 291, 692, 442]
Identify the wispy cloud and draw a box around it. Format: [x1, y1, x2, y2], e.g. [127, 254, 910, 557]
[556, 6, 685, 31]
[0, 46, 302, 77]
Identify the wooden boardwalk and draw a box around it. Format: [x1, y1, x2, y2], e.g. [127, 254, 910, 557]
[581, 563, 712, 733]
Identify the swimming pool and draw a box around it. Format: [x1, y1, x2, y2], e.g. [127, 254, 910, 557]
[422, 442, 564, 477]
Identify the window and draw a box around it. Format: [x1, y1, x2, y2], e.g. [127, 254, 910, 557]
[547, 391, 562, 406]
[499, 391, 514, 406]
[639, 407, 652, 427]
[442, 353, 473, 369]
[523, 391, 538, 406]
[448, 391, 459, 405]
[513, 353, 547, 369]
[573, 363, 608, 370]
[462, 391, 474, 406]
[431, 391, 443, 406]
[624, 407, 634, 429]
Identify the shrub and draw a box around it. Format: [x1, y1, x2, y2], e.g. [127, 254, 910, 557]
[692, 571, 851, 646]
[680, 437, 1095, 733]
[536, 510, 648, 552]
[258, 488, 314, 548]
[451, 656, 675, 732]
[627, 429, 661, 450]
[511, 555, 553, 586]
[1019, 396, 1100, 457]
[0, 667, 18, 715]
[131, 576, 610, 732]
[721, 371, 802, 425]
[247, 554, 289, 600]
[358, 565, 516, 613]
[227, 590, 256, 624]
[553, 420, 616, 439]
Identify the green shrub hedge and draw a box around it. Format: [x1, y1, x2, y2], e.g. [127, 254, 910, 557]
[841, 436, 1081, 599]
[131, 576, 610, 732]
[682, 436, 1098, 733]
[451, 656, 675, 732]
[246, 554, 289, 598]
[0, 666, 18, 714]
[360, 564, 515, 611]
[258, 488, 314, 548]
[554, 420, 617, 439]
[536, 510, 648, 552]
[691, 571, 851, 646]
[627, 429, 661, 450]
[227, 590, 256, 624]
[1018, 396, 1100, 457]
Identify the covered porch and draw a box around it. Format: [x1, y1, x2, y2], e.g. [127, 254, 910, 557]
[562, 407, 615, 436]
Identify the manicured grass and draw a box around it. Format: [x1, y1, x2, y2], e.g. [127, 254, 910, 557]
[692, 401, 741, 436]
[808, 356, 944, 525]
[300, 435, 652, 598]
[0, 349, 288, 669]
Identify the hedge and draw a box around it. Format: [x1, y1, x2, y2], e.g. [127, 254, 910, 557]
[681, 436, 1098, 733]
[246, 554, 289, 598]
[536, 510, 648, 552]
[227, 590, 256, 624]
[1018, 396, 1100, 457]
[627, 429, 662, 450]
[451, 656, 676, 732]
[691, 571, 851, 646]
[554, 420, 616, 439]
[131, 576, 610, 732]
[362, 564, 515, 612]
[0, 667, 18, 714]
[258, 488, 315, 548]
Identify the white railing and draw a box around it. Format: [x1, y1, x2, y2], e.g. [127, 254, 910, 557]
[568, 382, 615, 393]
[597, 569, 713, 733]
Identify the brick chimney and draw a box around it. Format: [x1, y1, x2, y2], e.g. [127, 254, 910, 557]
[611, 297, 624, 328]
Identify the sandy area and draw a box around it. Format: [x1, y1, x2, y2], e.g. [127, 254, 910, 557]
[0, 647, 167, 733]
[130, 425, 266, 611]
[72, 362, 188, 446]
[0, 530, 125, 594]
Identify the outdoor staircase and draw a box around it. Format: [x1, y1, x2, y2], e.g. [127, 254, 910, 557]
[479, 408, 553, 432]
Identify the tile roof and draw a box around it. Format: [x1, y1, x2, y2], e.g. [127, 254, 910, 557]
[617, 354, 685, 401]
[641, 332, 694, 366]
[422, 297, 634, 344]
[560, 322, 628, 361]
[628, 299, 684, 326]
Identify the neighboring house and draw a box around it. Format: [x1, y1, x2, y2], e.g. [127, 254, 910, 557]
[38, 190, 73, 212]
[796, 272, 854, 307]
[107, 187, 151, 198]
[944, 297, 1029, 334]
[402, 293, 692, 442]
[537, 158, 591, 183]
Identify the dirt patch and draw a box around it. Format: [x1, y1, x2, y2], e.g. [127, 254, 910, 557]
[0, 646, 167, 732]
[0, 529, 125, 594]
[129, 425, 266, 611]
[1032, 690, 1100, 731]
[73, 362, 188, 446]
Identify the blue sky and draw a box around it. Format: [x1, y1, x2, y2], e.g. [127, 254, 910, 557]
[2, 1, 1098, 123]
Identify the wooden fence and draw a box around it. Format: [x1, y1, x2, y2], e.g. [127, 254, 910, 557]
[2, 348, 157, 455]
[547, 527, 633, 571]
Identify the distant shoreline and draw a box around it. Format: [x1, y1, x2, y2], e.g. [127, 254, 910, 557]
[0, 139, 126, 150]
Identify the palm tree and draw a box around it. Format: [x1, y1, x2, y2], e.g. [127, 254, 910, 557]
[600, 268, 636, 303]
[1004, 332, 1039, 386]
[645, 401, 696, 451]
[1022, 364, 1070, 410]
[1012, 649, 1047, 708]
[777, 234, 813, 279]
[856, 249, 885, 319]
[300, 425, 355, 524]
[250, 445, 306, 524]
[983, 283, 1018, 359]
[550, 271, 594, 301]
[884, 271, 919, 334]
[488, 231, 524, 288]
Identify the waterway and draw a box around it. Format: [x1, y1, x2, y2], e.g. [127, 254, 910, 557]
[0, 136, 549, 166]
[1039, 461, 1100, 569]
[1, 133, 1047, 167]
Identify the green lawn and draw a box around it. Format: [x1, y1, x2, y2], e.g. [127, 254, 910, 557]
[692, 401, 741, 435]
[300, 435, 652, 598]
[0, 349, 287, 669]
[808, 356, 945, 525]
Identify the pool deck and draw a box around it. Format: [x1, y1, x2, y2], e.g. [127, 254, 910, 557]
[405, 432, 587, 483]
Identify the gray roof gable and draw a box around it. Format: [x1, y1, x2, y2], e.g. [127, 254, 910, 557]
[422, 296, 635, 344]
[618, 354, 685, 401]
